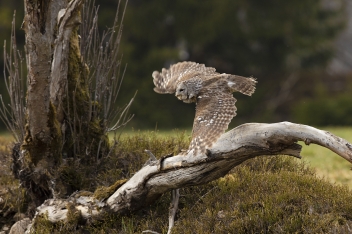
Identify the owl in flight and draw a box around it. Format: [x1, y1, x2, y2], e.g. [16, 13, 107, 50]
[152, 61, 257, 156]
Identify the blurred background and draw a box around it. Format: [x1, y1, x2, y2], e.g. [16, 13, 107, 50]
[1, 0, 352, 131]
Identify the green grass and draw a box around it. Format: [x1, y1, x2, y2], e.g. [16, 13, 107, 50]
[2, 126, 352, 190]
[1, 128, 352, 233]
[299, 127, 352, 188]
[117, 126, 352, 189]
[110, 128, 191, 139]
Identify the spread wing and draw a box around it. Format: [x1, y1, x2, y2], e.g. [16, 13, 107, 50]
[152, 61, 218, 94]
[186, 90, 237, 156]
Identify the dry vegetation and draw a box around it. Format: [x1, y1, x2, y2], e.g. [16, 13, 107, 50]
[0, 136, 27, 230]
[0, 130, 352, 233]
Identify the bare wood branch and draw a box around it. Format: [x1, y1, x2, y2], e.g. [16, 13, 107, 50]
[167, 189, 180, 234]
[31, 122, 352, 226]
[145, 149, 157, 161]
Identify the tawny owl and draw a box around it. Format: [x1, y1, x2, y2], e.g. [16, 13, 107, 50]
[152, 61, 257, 156]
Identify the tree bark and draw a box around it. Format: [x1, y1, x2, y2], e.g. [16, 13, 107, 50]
[16, 0, 110, 212]
[20, 0, 72, 208]
[26, 122, 352, 228]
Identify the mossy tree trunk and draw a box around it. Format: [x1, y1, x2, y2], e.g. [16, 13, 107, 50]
[17, 0, 109, 212]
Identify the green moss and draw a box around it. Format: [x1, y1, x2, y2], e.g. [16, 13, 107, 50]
[16, 101, 66, 207]
[48, 102, 63, 164]
[32, 213, 53, 234]
[66, 203, 82, 226]
[94, 179, 127, 201]
[32, 207, 82, 234]
[72, 191, 94, 198]
[21, 102, 62, 165]
[61, 27, 110, 165]
[110, 130, 189, 178]
[57, 163, 84, 193]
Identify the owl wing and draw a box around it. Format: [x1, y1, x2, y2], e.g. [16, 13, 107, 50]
[152, 61, 218, 94]
[186, 90, 237, 156]
[227, 75, 257, 96]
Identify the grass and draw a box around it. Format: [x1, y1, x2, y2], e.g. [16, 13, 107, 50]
[31, 132, 352, 233]
[1, 126, 352, 233]
[0, 135, 27, 229]
[117, 126, 352, 189]
[299, 127, 352, 188]
[110, 128, 192, 139]
[173, 159, 352, 233]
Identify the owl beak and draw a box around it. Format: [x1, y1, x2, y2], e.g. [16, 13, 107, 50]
[175, 91, 183, 100]
[188, 93, 195, 99]
[175, 94, 183, 100]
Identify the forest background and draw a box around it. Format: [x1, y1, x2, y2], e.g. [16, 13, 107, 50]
[1, 0, 352, 131]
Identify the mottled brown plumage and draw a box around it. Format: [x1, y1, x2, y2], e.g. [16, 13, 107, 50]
[153, 61, 257, 156]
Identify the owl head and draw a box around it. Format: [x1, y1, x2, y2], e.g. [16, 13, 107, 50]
[175, 80, 200, 103]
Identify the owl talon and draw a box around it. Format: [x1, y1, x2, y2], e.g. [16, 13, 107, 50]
[160, 153, 174, 161]
[205, 149, 212, 157]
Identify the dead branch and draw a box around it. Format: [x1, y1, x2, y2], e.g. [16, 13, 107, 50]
[27, 121, 352, 230]
[167, 189, 180, 234]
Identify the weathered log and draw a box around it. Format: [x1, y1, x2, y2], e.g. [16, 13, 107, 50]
[27, 122, 351, 230]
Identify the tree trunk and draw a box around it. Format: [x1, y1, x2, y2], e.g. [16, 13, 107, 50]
[20, 0, 68, 209]
[16, 0, 109, 212]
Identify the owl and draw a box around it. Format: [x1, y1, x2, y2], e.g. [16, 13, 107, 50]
[152, 61, 257, 156]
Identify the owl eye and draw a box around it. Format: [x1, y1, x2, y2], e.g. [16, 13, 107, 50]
[179, 88, 185, 92]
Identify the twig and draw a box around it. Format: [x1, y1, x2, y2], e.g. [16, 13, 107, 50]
[142, 230, 161, 234]
[167, 189, 180, 234]
[1, 11, 26, 143]
[145, 149, 157, 161]
[80, 0, 132, 134]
